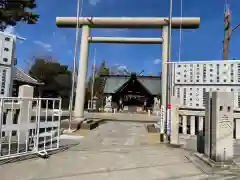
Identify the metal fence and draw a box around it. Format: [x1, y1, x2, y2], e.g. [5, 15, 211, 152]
[0, 97, 62, 161]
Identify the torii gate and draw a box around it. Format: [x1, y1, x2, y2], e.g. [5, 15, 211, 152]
[56, 17, 200, 121]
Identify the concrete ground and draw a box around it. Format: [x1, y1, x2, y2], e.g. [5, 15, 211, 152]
[0, 122, 239, 180]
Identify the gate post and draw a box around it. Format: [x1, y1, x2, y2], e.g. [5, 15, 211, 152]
[205, 91, 234, 162]
[204, 92, 212, 157]
[74, 25, 90, 121]
[170, 96, 180, 145]
[18, 85, 34, 145]
[211, 91, 234, 162]
[161, 26, 168, 115]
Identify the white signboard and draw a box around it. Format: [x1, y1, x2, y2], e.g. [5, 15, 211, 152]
[173, 60, 240, 85]
[172, 61, 240, 109]
[0, 66, 12, 97]
[0, 32, 16, 97]
[0, 32, 15, 66]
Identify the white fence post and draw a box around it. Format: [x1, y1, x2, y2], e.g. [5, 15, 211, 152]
[236, 119, 240, 139]
[190, 116, 195, 135]
[18, 85, 34, 145]
[198, 116, 204, 132]
[5, 107, 14, 138]
[182, 116, 187, 134]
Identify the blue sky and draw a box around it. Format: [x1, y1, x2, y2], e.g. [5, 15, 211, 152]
[4, 0, 240, 76]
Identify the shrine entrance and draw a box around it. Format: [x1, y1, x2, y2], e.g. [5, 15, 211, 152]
[115, 73, 153, 112]
[56, 16, 200, 120]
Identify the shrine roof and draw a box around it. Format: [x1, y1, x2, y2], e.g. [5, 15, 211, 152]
[103, 75, 161, 95]
[13, 67, 43, 86]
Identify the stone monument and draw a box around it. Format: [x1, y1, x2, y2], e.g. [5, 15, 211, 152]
[104, 95, 112, 113]
[153, 97, 161, 115]
[170, 96, 180, 145]
[205, 91, 234, 162]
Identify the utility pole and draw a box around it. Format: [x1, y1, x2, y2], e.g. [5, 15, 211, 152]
[222, 1, 240, 60]
[222, 2, 231, 60]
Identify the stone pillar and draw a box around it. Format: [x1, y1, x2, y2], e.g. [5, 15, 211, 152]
[204, 92, 212, 157]
[235, 119, 240, 139]
[199, 116, 204, 132]
[170, 96, 180, 145]
[74, 25, 90, 120]
[18, 85, 34, 144]
[182, 116, 187, 134]
[211, 91, 234, 162]
[161, 26, 168, 112]
[190, 116, 195, 135]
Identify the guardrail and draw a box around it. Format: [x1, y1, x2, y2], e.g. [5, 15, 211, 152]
[0, 97, 62, 161]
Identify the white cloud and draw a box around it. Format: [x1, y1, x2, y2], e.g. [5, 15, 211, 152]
[4, 26, 16, 34]
[110, 64, 130, 75]
[117, 65, 128, 70]
[33, 40, 53, 52]
[89, 0, 101, 6]
[153, 58, 161, 64]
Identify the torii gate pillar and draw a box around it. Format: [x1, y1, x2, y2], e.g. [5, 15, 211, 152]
[74, 25, 90, 119]
[161, 26, 168, 112]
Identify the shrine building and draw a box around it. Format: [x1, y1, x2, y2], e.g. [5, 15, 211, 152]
[101, 73, 161, 112]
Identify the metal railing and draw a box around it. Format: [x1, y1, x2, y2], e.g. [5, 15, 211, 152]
[0, 97, 62, 161]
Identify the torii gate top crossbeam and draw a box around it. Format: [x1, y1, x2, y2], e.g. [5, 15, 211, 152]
[56, 17, 200, 29]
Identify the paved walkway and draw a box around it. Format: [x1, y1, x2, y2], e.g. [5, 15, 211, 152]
[0, 122, 238, 180]
[61, 111, 160, 122]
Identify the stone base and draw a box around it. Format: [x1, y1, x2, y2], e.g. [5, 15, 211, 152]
[168, 143, 182, 148]
[193, 153, 235, 168]
[146, 124, 160, 133]
[104, 106, 112, 113]
[160, 133, 164, 142]
[73, 116, 86, 121]
[152, 109, 161, 116]
[88, 109, 98, 112]
[61, 118, 100, 131]
[80, 119, 99, 130]
[60, 119, 83, 131]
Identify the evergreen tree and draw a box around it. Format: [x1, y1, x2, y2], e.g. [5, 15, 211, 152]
[86, 60, 109, 104]
[94, 60, 109, 97]
[29, 57, 72, 108]
[0, 0, 39, 31]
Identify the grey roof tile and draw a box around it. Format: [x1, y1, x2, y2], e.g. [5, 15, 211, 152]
[104, 76, 129, 94]
[138, 78, 161, 95]
[103, 76, 161, 95]
[12, 67, 43, 85]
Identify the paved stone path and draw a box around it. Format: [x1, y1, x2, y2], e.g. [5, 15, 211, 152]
[0, 122, 239, 180]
